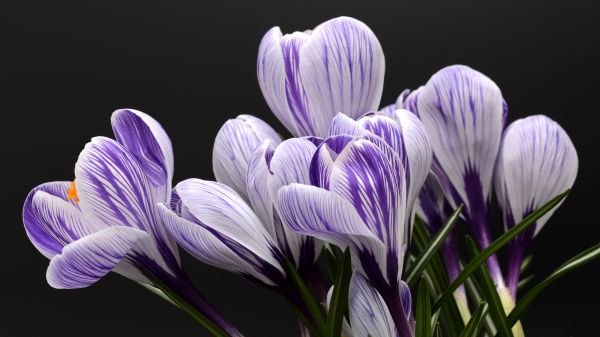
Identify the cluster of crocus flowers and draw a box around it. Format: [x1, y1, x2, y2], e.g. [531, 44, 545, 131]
[23, 15, 580, 337]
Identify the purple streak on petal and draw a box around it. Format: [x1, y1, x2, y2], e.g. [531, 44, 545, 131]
[46, 226, 147, 289]
[329, 139, 406, 255]
[399, 280, 412, 318]
[75, 136, 179, 272]
[111, 109, 173, 191]
[23, 182, 82, 258]
[309, 135, 356, 189]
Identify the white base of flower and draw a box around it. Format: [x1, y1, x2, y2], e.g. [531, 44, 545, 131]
[498, 286, 525, 337]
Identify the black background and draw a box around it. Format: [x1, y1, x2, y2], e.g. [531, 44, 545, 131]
[3, 0, 600, 336]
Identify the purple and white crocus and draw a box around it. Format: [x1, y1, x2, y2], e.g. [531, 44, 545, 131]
[258, 16, 385, 138]
[277, 109, 432, 337]
[495, 115, 578, 299]
[411, 65, 508, 288]
[159, 115, 322, 304]
[23, 109, 241, 337]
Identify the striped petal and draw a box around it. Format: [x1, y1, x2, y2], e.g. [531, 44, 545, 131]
[75, 137, 179, 272]
[309, 134, 357, 189]
[329, 139, 407, 258]
[213, 115, 282, 200]
[158, 204, 282, 285]
[349, 273, 397, 337]
[246, 138, 321, 267]
[328, 113, 367, 138]
[258, 17, 385, 137]
[495, 115, 578, 235]
[111, 109, 173, 200]
[417, 65, 504, 224]
[172, 179, 285, 284]
[277, 184, 387, 279]
[46, 226, 147, 289]
[23, 182, 97, 258]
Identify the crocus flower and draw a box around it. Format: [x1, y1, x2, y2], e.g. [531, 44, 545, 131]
[495, 115, 578, 298]
[159, 118, 321, 309]
[277, 110, 432, 337]
[23, 109, 241, 336]
[257, 16, 385, 138]
[414, 64, 507, 286]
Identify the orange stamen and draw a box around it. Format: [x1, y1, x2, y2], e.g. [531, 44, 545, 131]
[67, 181, 80, 204]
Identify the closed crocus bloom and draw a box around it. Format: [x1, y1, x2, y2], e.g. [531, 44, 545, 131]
[23, 109, 241, 336]
[160, 138, 321, 311]
[257, 16, 385, 138]
[416, 65, 506, 286]
[277, 113, 431, 337]
[213, 114, 282, 200]
[495, 115, 578, 298]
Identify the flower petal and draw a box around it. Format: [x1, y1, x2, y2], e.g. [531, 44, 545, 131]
[158, 203, 282, 285]
[495, 115, 578, 235]
[258, 17, 385, 137]
[299, 17, 385, 137]
[213, 115, 282, 200]
[75, 136, 179, 271]
[46, 226, 147, 289]
[329, 139, 407, 255]
[417, 65, 504, 219]
[328, 113, 367, 138]
[309, 134, 356, 189]
[175, 179, 284, 280]
[246, 140, 278, 237]
[111, 109, 173, 199]
[276, 184, 387, 279]
[348, 273, 396, 337]
[23, 182, 89, 258]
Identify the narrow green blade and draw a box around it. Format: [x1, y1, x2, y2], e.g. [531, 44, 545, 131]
[433, 189, 570, 311]
[517, 274, 535, 291]
[285, 259, 327, 332]
[406, 205, 463, 287]
[325, 249, 352, 337]
[145, 273, 231, 337]
[458, 301, 489, 337]
[466, 238, 513, 337]
[507, 242, 600, 326]
[519, 255, 533, 275]
[416, 277, 433, 337]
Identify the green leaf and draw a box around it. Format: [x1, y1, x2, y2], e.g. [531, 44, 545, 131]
[416, 277, 433, 337]
[413, 217, 464, 337]
[144, 273, 231, 337]
[517, 274, 535, 290]
[466, 237, 513, 337]
[519, 255, 533, 275]
[285, 300, 323, 337]
[326, 249, 352, 337]
[434, 322, 442, 337]
[406, 204, 463, 288]
[433, 189, 570, 312]
[507, 242, 600, 327]
[459, 301, 489, 337]
[285, 259, 327, 333]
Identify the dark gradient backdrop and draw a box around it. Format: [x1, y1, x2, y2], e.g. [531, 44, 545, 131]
[3, 0, 600, 336]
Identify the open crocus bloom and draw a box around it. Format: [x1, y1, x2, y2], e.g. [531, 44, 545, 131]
[23, 109, 179, 288]
[277, 110, 432, 337]
[161, 116, 321, 292]
[257, 16, 385, 138]
[410, 64, 507, 287]
[23, 109, 241, 336]
[495, 115, 578, 298]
